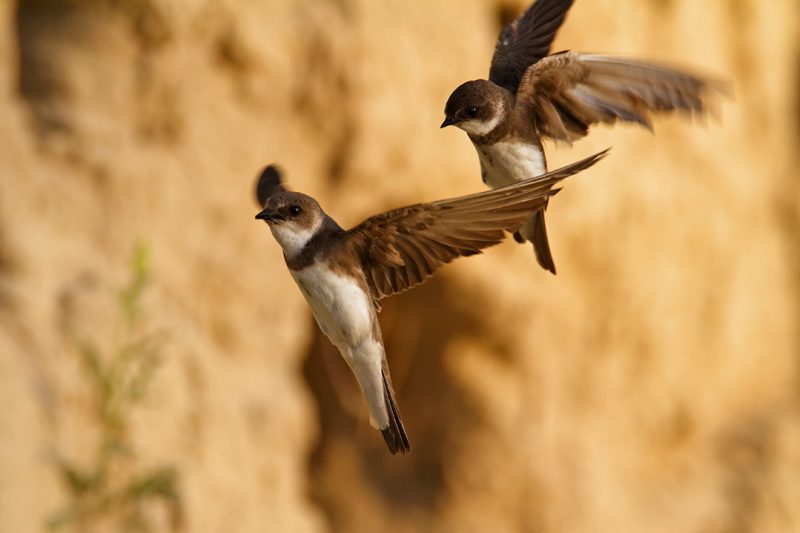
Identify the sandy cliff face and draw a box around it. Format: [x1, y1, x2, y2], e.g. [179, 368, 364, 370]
[0, 1, 798, 532]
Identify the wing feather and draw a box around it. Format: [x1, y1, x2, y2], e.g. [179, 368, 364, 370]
[518, 52, 730, 143]
[489, 0, 575, 92]
[346, 149, 608, 299]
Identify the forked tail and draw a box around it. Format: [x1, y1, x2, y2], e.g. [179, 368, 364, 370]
[380, 369, 411, 455]
[515, 206, 556, 275]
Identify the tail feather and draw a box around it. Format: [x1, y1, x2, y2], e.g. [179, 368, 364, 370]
[519, 207, 557, 275]
[532, 208, 556, 275]
[380, 369, 410, 455]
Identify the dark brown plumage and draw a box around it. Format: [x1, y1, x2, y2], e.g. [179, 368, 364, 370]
[345, 149, 608, 299]
[516, 52, 729, 143]
[442, 0, 729, 275]
[255, 149, 608, 454]
[381, 368, 409, 454]
[255, 165, 285, 207]
[257, 149, 608, 300]
[489, 0, 574, 92]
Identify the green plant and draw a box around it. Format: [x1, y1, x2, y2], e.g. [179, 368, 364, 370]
[48, 244, 182, 532]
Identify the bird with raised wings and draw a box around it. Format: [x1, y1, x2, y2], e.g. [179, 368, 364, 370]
[254, 149, 608, 454]
[441, 0, 728, 274]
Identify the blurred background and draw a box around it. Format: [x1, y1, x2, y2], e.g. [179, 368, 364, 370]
[1, 0, 799, 532]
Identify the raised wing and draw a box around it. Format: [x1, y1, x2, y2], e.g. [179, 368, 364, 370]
[489, 0, 574, 93]
[255, 165, 286, 207]
[517, 52, 731, 143]
[347, 149, 609, 300]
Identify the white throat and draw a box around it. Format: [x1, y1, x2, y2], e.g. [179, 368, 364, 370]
[458, 102, 506, 137]
[269, 217, 321, 258]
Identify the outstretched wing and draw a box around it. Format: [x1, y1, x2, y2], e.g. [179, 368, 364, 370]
[517, 52, 731, 143]
[489, 0, 574, 93]
[346, 149, 609, 300]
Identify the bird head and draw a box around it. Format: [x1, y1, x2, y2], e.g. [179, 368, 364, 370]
[441, 80, 508, 136]
[254, 166, 325, 258]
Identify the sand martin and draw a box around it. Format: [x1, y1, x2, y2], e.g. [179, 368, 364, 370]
[254, 149, 608, 454]
[441, 0, 728, 274]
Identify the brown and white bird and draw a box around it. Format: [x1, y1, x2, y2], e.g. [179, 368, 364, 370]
[441, 0, 728, 274]
[254, 149, 608, 454]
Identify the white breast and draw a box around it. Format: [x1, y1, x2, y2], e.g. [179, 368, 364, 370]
[475, 141, 547, 189]
[290, 262, 389, 428]
[290, 263, 374, 350]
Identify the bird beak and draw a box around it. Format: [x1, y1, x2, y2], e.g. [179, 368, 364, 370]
[255, 208, 280, 222]
[440, 116, 456, 129]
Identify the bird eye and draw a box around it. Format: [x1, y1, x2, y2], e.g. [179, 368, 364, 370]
[465, 106, 479, 118]
[289, 205, 302, 216]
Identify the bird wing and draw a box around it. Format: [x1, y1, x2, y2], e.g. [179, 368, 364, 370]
[489, 0, 574, 93]
[345, 149, 608, 300]
[517, 52, 731, 143]
[255, 165, 286, 207]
